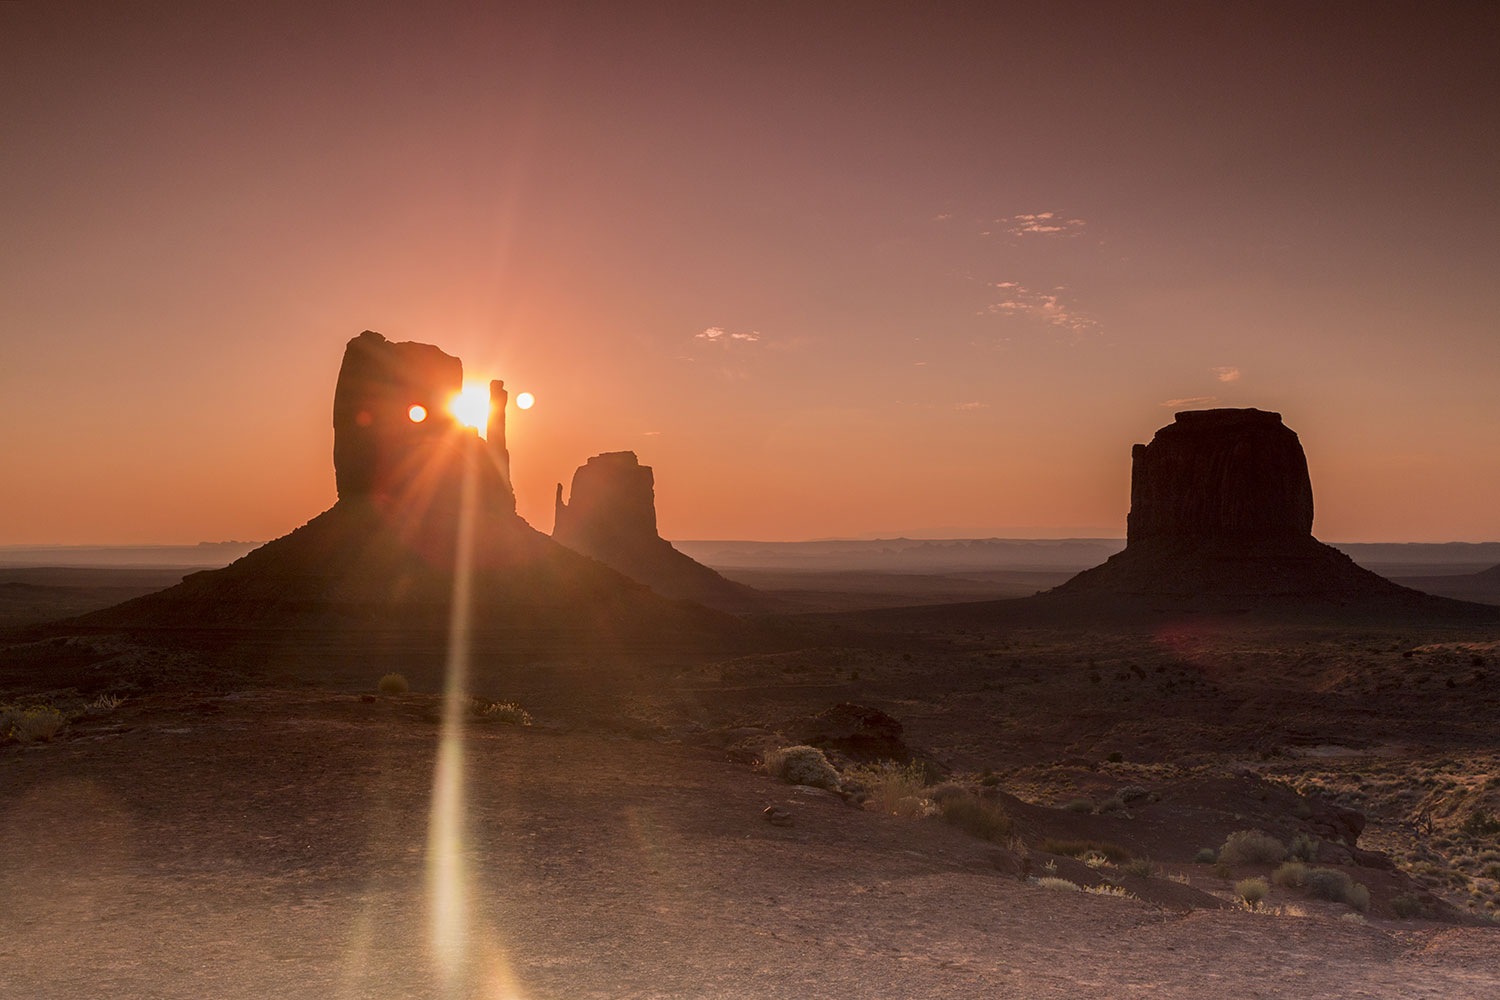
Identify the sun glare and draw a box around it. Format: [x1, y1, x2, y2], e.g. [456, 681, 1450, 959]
[408, 404, 427, 422]
[515, 392, 534, 410]
[448, 387, 490, 430]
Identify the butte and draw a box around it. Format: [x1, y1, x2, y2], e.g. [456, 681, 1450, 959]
[76, 332, 735, 640]
[552, 451, 769, 613]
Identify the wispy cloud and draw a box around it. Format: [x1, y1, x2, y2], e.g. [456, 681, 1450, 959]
[933, 212, 954, 221]
[1001, 212, 1085, 237]
[954, 401, 988, 410]
[1162, 396, 1218, 408]
[1211, 366, 1241, 382]
[697, 326, 761, 343]
[979, 282, 1098, 333]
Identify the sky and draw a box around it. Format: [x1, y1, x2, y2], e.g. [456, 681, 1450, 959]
[3, 2, 1498, 544]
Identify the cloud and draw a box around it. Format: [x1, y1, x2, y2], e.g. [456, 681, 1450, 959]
[697, 326, 760, 343]
[1212, 366, 1241, 382]
[979, 282, 1098, 333]
[1162, 396, 1218, 408]
[642, 430, 661, 436]
[1001, 212, 1086, 238]
[954, 401, 988, 410]
[933, 212, 954, 221]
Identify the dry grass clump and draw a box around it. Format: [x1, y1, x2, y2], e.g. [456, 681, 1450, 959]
[1194, 847, 1218, 863]
[764, 745, 841, 791]
[1122, 857, 1155, 878]
[377, 673, 409, 696]
[480, 701, 532, 726]
[1062, 797, 1095, 813]
[1236, 877, 1270, 907]
[1391, 892, 1427, 918]
[1219, 829, 1287, 866]
[1036, 876, 1080, 892]
[848, 760, 927, 814]
[1040, 838, 1132, 862]
[1288, 831, 1320, 861]
[1273, 861, 1369, 909]
[939, 795, 1013, 843]
[2, 705, 66, 743]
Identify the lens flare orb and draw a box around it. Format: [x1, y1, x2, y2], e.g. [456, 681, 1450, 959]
[515, 392, 534, 410]
[408, 404, 427, 422]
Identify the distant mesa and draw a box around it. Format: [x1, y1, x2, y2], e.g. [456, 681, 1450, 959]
[78, 332, 733, 637]
[553, 452, 769, 613]
[1047, 408, 1494, 615]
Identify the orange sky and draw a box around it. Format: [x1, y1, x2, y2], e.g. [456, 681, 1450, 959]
[3, 3, 1498, 545]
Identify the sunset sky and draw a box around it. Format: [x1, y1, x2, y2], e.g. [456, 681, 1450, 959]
[3, 3, 1497, 545]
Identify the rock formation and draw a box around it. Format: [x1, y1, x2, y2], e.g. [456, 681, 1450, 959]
[1049, 408, 1485, 612]
[553, 452, 768, 612]
[82, 333, 735, 639]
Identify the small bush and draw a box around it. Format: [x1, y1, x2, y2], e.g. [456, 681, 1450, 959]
[1041, 838, 1132, 862]
[86, 693, 124, 712]
[764, 745, 840, 790]
[481, 701, 532, 726]
[1272, 861, 1307, 888]
[8, 706, 65, 743]
[1300, 867, 1369, 909]
[850, 760, 927, 814]
[1106, 751, 1124, 763]
[1237, 877, 1270, 907]
[929, 782, 969, 804]
[1347, 883, 1370, 911]
[1122, 858, 1155, 878]
[378, 673, 409, 695]
[1391, 892, 1426, 919]
[1289, 832, 1320, 861]
[1194, 847, 1218, 864]
[1063, 797, 1095, 813]
[1339, 912, 1367, 925]
[1084, 884, 1135, 899]
[1462, 809, 1500, 838]
[939, 795, 1013, 843]
[1096, 796, 1125, 814]
[1117, 785, 1148, 803]
[1219, 829, 1287, 866]
[1036, 877, 1080, 892]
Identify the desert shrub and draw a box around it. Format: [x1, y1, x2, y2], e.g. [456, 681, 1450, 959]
[0, 704, 23, 736]
[1096, 796, 1125, 813]
[1339, 911, 1367, 925]
[1237, 877, 1270, 907]
[1194, 847, 1218, 864]
[1036, 877, 1080, 892]
[764, 745, 840, 790]
[86, 693, 124, 712]
[1122, 858, 1155, 878]
[1041, 838, 1132, 862]
[1299, 867, 1369, 909]
[850, 760, 926, 814]
[8, 706, 65, 743]
[1272, 861, 1307, 888]
[378, 673, 409, 695]
[929, 782, 969, 804]
[979, 772, 1000, 787]
[1106, 751, 1124, 763]
[481, 701, 532, 726]
[1084, 884, 1135, 899]
[1117, 785, 1148, 803]
[1483, 863, 1500, 880]
[939, 795, 1013, 843]
[1219, 829, 1287, 866]
[1063, 797, 1095, 813]
[1461, 809, 1500, 838]
[1289, 832, 1320, 861]
[1391, 892, 1426, 919]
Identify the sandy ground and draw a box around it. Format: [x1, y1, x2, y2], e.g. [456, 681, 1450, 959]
[4, 690, 1498, 999]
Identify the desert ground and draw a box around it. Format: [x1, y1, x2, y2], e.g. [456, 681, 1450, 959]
[4, 570, 1500, 999]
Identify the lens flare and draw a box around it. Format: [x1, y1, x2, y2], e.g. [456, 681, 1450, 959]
[515, 392, 534, 410]
[408, 404, 427, 422]
[448, 387, 490, 430]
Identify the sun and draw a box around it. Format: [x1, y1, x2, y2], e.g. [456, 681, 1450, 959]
[447, 387, 490, 429]
[515, 392, 534, 410]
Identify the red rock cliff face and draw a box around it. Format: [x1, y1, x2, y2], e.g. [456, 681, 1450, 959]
[1127, 409, 1314, 543]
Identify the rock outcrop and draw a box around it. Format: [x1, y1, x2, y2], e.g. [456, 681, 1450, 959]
[553, 452, 768, 613]
[81, 333, 735, 639]
[1049, 408, 1486, 612]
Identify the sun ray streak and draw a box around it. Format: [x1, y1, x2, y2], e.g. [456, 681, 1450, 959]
[427, 448, 478, 994]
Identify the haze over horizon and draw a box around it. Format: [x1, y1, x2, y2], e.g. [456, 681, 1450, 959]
[4, 3, 1498, 546]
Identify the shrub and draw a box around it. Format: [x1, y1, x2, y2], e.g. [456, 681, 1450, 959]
[1084, 884, 1134, 899]
[1063, 797, 1095, 813]
[939, 795, 1013, 843]
[1122, 858, 1155, 878]
[1194, 847, 1218, 864]
[1041, 838, 1132, 862]
[481, 701, 532, 726]
[8, 706, 64, 743]
[1237, 877, 1270, 907]
[1106, 751, 1124, 763]
[1340, 912, 1367, 925]
[1347, 883, 1370, 911]
[1462, 809, 1500, 838]
[86, 693, 124, 712]
[1272, 862, 1307, 888]
[850, 760, 927, 814]
[1219, 830, 1287, 866]
[1289, 832, 1320, 862]
[1299, 867, 1368, 909]
[929, 782, 969, 804]
[1096, 796, 1126, 813]
[1036, 877, 1080, 892]
[1391, 892, 1427, 919]
[378, 673, 409, 695]
[1117, 785, 1148, 803]
[764, 745, 840, 790]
